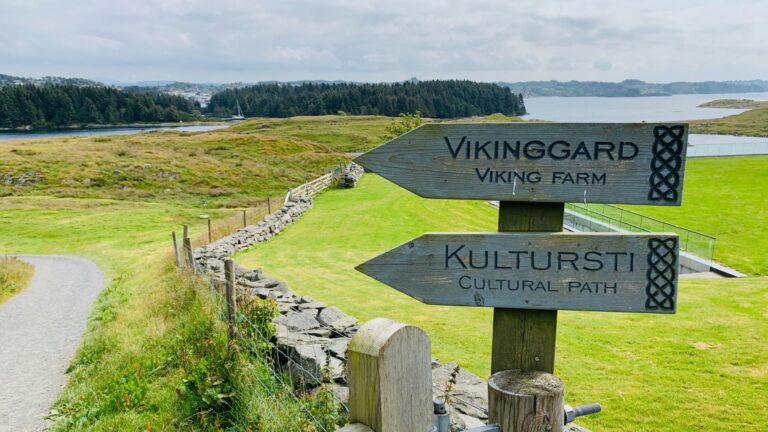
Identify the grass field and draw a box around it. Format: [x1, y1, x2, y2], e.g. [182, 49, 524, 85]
[698, 99, 768, 109]
[2, 115, 766, 430]
[690, 107, 768, 136]
[236, 172, 768, 431]
[0, 256, 35, 303]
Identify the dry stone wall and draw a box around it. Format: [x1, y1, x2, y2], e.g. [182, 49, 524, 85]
[191, 163, 589, 431]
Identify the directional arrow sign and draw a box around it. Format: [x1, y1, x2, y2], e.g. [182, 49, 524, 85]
[356, 232, 679, 313]
[354, 123, 688, 205]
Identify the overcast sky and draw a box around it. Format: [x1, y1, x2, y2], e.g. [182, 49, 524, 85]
[1, 0, 766, 83]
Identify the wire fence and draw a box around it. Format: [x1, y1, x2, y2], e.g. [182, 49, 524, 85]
[214, 285, 350, 432]
[564, 203, 716, 261]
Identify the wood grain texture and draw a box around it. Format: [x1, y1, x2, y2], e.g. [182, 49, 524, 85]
[356, 232, 680, 314]
[354, 123, 688, 205]
[224, 258, 237, 340]
[172, 231, 180, 268]
[488, 369, 565, 432]
[493, 202, 562, 374]
[347, 318, 433, 432]
[183, 237, 195, 273]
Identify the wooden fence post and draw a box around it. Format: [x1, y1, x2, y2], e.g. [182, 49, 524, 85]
[345, 318, 433, 432]
[183, 237, 195, 274]
[267, 196, 272, 214]
[488, 369, 564, 432]
[207, 217, 212, 243]
[492, 202, 563, 375]
[171, 231, 180, 268]
[182, 224, 189, 241]
[224, 258, 237, 340]
[242, 209, 247, 227]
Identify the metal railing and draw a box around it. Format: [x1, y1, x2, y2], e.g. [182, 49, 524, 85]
[565, 203, 716, 262]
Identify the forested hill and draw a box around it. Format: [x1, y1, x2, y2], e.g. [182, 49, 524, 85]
[0, 84, 201, 129]
[207, 80, 526, 118]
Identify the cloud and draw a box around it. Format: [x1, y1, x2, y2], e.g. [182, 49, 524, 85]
[0, 0, 766, 82]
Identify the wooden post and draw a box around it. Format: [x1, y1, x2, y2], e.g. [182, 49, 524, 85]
[267, 196, 272, 214]
[183, 237, 195, 274]
[224, 258, 237, 340]
[492, 202, 563, 374]
[171, 231, 180, 268]
[488, 369, 565, 432]
[242, 209, 247, 227]
[207, 217, 212, 243]
[347, 318, 433, 432]
[182, 224, 189, 241]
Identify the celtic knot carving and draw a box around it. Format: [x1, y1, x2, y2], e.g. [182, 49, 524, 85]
[645, 238, 677, 311]
[648, 125, 684, 202]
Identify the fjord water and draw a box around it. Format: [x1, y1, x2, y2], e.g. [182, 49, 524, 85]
[523, 92, 768, 122]
[0, 124, 228, 141]
[525, 92, 768, 156]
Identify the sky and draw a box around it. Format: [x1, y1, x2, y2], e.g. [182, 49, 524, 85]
[1, 0, 766, 84]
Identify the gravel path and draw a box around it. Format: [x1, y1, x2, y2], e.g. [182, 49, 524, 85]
[0, 255, 104, 432]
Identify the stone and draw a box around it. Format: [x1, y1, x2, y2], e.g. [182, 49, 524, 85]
[317, 306, 347, 326]
[328, 339, 349, 358]
[304, 327, 332, 337]
[432, 362, 488, 420]
[244, 270, 262, 281]
[298, 301, 326, 311]
[329, 316, 358, 333]
[276, 311, 320, 332]
[274, 281, 293, 296]
[288, 343, 327, 387]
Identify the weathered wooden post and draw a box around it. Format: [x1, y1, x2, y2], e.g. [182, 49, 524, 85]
[343, 318, 433, 432]
[492, 201, 562, 374]
[488, 370, 564, 432]
[267, 195, 272, 213]
[171, 231, 181, 268]
[182, 224, 189, 241]
[207, 217, 212, 243]
[242, 209, 247, 227]
[224, 258, 237, 340]
[183, 237, 195, 274]
[355, 123, 688, 432]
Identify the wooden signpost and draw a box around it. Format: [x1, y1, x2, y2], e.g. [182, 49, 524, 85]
[355, 123, 688, 204]
[354, 122, 688, 432]
[356, 232, 679, 313]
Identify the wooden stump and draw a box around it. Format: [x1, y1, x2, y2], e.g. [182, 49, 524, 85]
[488, 369, 565, 432]
[347, 318, 433, 432]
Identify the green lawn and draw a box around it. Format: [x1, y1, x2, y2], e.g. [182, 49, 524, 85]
[0, 196, 268, 430]
[236, 173, 768, 432]
[622, 156, 768, 275]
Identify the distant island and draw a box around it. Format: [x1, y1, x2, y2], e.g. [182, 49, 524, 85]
[497, 79, 768, 97]
[698, 98, 768, 109]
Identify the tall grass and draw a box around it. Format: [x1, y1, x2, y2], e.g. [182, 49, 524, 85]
[0, 256, 34, 303]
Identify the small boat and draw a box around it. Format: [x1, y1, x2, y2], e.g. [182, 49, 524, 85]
[230, 100, 245, 120]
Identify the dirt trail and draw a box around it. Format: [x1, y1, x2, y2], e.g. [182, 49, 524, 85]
[0, 255, 104, 432]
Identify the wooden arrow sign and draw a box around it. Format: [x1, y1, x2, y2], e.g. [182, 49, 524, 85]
[354, 123, 688, 205]
[356, 232, 679, 314]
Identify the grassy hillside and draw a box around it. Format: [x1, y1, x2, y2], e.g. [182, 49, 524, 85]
[0, 128, 351, 207]
[236, 173, 768, 432]
[698, 99, 768, 109]
[690, 107, 768, 136]
[0, 256, 34, 303]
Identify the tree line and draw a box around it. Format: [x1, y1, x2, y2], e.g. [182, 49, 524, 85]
[0, 84, 201, 129]
[207, 80, 526, 118]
